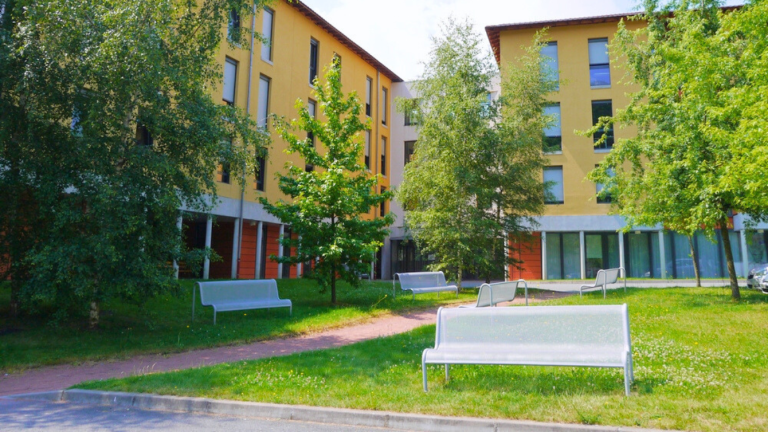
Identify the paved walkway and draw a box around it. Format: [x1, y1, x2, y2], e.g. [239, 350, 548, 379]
[0, 292, 567, 397]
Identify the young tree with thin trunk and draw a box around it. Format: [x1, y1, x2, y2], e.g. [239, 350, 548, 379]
[587, 0, 768, 300]
[397, 19, 552, 286]
[0, 0, 269, 325]
[261, 61, 394, 304]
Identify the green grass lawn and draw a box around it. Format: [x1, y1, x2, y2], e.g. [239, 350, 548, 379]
[0, 279, 476, 372]
[77, 288, 768, 432]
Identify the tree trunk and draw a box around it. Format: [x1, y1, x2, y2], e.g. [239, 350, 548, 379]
[89, 300, 100, 329]
[688, 236, 701, 288]
[331, 263, 337, 304]
[720, 220, 740, 300]
[9, 281, 20, 319]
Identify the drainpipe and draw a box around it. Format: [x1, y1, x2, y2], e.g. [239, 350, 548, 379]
[234, 5, 258, 279]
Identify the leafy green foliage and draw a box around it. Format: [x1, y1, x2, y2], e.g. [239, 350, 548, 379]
[585, 0, 768, 299]
[260, 62, 394, 303]
[0, 279, 475, 371]
[397, 19, 551, 284]
[0, 0, 270, 324]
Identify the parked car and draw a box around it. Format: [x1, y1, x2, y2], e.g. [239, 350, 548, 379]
[746, 263, 768, 293]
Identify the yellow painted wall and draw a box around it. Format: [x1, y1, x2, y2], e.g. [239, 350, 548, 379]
[498, 20, 644, 217]
[212, 0, 392, 217]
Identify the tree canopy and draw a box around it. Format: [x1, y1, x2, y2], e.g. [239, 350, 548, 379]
[587, 0, 768, 299]
[396, 19, 552, 285]
[0, 0, 269, 324]
[261, 61, 394, 304]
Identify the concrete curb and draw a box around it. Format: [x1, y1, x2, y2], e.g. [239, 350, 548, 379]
[6, 389, 676, 432]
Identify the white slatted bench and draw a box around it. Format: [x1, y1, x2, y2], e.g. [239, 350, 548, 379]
[464, 280, 530, 308]
[394, 272, 459, 300]
[192, 279, 292, 325]
[580, 268, 626, 299]
[421, 304, 634, 396]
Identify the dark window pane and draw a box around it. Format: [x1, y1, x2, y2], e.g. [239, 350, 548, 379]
[256, 151, 266, 191]
[592, 100, 614, 149]
[544, 136, 562, 152]
[309, 40, 318, 84]
[404, 140, 416, 164]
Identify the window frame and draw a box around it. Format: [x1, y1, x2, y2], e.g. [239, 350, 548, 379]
[543, 166, 564, 205]
[543, 103, 562, 153]
[309, 38, 319, 86]
[381, 87, 388, 126]
[261, 7, 275, 62]
[365, 77, 373, 117]
[541, 41, 559, 89]
[591, 99, 614, 151]
[257, 74, 271, 130]
[381, 136, 387, 176]
[588, 38, 611, 88]
[305, 99, 317, 172]
[404, 140, 416, 165]
[223, 57, 238, 106]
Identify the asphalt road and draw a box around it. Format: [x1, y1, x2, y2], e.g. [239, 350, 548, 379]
[0, 398, 398, 432]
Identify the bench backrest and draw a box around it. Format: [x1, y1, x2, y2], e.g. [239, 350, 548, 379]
[435, 305, 630, 357]
[476, 281, 518, 307]
[197, 279, 281, 306]
[596, 268, 621, 286]
[396, 272, 448, 290]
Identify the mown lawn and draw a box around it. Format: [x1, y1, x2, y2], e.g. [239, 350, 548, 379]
[78, 288, 768, 432]
[0, 279, 476, 372]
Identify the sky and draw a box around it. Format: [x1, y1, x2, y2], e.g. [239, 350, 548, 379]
[302, 0, 745, 81]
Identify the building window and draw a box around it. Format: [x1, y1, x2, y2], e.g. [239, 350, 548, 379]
[596, 165, 614, 204]
[404, 140, 416, 164]
[541, 42, 559, 88]
[228, 9, 240, 41]
[543, 166, 564, 204]
[588, 38, 610, 87]
[380, 187, 387, 217]
[381, 87, 388, 126]
[364, 130, 371, 169]
[136, 123, 153, 147]
[261, 8, 274, 62]
[256, 150, 266, 191]
[585, 232, 621, 279]
[592, 100, 614, 150]
[218, 161, 231, 184]
[309, 38, 319, 85]
[223, 58, 237, 105]
[546, 233, 581, 279]
[333, 53, 341, 79]
[306, 99, 316, 172]
[365, 77, 373, 117]
[543, 103, 561, 152]
[404, 99, 420, 126]
[381, 137, 387, 175]
[257, 75, 271, 129]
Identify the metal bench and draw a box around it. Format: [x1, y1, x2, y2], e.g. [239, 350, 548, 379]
[192, 279, 292, 325]
[393, 272, 459, 300]
[421, 304, 634, 396]
[463, 280, 530, 308]
[580, 268, 626, 299]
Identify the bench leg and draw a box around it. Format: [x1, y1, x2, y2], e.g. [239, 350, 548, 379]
[213, 310, 217, 326]
[422, 358, 428, 392]
[445, 364, 450, 382]
[624, 366, 631, 396]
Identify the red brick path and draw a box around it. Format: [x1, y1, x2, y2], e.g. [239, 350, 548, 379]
[0, 292, 568, 397]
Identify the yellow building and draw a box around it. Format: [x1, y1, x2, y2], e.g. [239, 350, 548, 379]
[182, 0, 401, 281]
[486, 12, 762, 281]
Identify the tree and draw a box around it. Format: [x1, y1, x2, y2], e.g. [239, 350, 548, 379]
[260, 60, 394, 304]
[587, 0, 768, 300]
[0, 0, 269, 325]
[396, 19, 551, 285]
